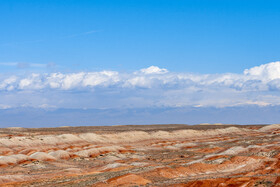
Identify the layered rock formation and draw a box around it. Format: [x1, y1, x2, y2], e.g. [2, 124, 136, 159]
[0, 124, 279, 186]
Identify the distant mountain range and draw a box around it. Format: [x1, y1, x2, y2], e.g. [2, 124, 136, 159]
[0, 105, 279, 128]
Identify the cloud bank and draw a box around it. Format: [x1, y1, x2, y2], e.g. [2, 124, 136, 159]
[1, 62, 280, 109]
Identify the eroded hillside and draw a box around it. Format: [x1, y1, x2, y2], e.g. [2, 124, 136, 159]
[0, 124, 280, 186]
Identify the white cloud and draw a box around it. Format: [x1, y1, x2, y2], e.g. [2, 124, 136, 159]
[44, 71, 120, 90]
[124, 76, 153, 88]
[140, 66, 168, 74]
[0, 104, 12, 109]
[1, 62, 280, 108]
[46, 73, 64, 89]
[18, 74, 44, 89]
[0, 62, 47, 69]
[244, 61, 280, 81]
[61, 72, 85, 90]
[0, 62, 18, 66]
[82, 71, 120, 87]
[0, 76, 17, 90]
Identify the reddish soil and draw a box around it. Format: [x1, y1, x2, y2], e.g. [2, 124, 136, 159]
[0, 124, 280, 186]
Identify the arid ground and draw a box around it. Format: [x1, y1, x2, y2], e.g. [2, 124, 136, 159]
[0, 124, 280, 186]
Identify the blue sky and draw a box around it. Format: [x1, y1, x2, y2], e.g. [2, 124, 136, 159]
[1, 0, 280, 126]
[1, 0, 280, 73]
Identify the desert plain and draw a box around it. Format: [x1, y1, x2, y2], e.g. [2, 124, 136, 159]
[0, 124, 280, 186]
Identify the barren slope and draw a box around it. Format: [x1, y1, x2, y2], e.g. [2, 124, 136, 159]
[0, 124, 280, 186]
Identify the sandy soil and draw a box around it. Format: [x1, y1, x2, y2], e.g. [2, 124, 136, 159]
[0, 124, 280, 186]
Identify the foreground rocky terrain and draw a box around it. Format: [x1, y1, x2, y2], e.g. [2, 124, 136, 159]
[0, 124, 280, 186]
